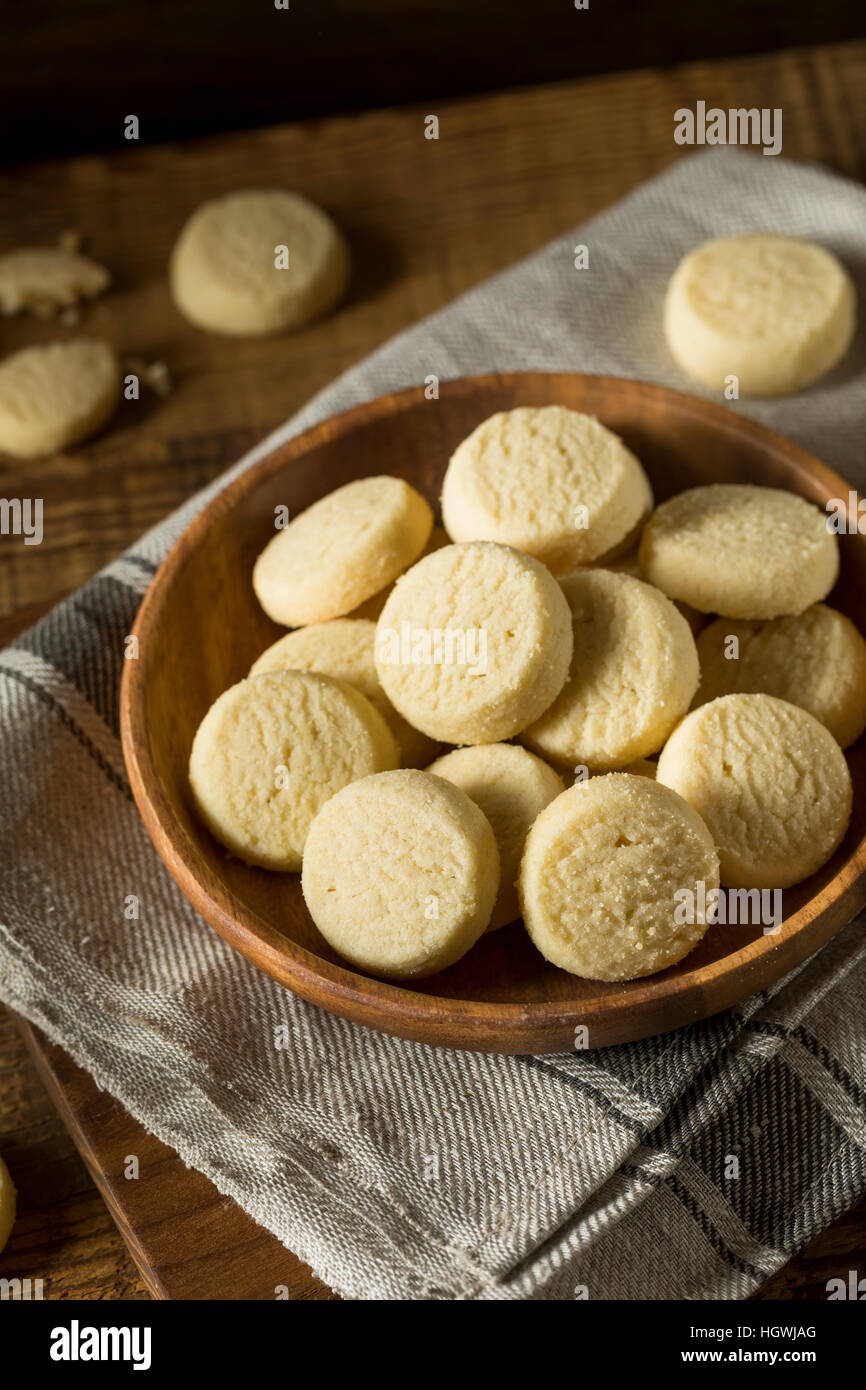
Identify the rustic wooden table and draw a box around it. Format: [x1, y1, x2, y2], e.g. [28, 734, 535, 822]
[1, 38, 865, 1300]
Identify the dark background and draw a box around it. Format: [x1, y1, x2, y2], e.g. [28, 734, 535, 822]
[2, 0, 866, 165]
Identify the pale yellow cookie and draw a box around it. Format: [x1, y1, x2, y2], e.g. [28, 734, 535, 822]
[639, 485, 838, 619]
[0, 339, 120, 457]
[250, 618, 437, 767]
[441, 406, 653, 574]
[189, 670, 398, 872]
[694, 606, 866, 749]
[170, 189, 350, 335]
[656, 694, 852, 889]
[664, 235, 856, 395]
[519, 774, 719, 981]
[301, 769, 499, 979]
[0, 246, 110, 318]
[426, 743, 564, 931]
[350, 525, 450, 621]
[522, 570, 699, 772]
[375, 541, 573, 744]
[253, 475, 433, 627]
[0, 1154, 15, 1255]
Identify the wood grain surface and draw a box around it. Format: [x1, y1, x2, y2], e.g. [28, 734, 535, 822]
[2, 38, 866, 1298]
[5, 0, 864, 163]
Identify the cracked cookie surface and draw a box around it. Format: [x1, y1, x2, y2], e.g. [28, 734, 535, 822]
[639, 484, 838, 619]
[522, 569, 699, 771]
[302, 768, 499, 978]
[427, 743, 564, 931]
[375, 540, 573, 744]
[189, 669, 398, 872]
[656, 693, 852, 888]
[253, 475, 433, 627]
[519, 773, 719, 981]
[251, 617, 437, 767]
[441, 406, 652, 574]
[694, 605, 866, 749]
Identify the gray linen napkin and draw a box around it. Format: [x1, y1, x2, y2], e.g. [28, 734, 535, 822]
[2, 149, 865, 1301]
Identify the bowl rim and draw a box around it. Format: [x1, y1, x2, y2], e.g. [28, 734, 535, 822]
[120, 371, 866, 1052]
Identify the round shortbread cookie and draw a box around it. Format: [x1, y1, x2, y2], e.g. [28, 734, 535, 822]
[250, 618, 437, 767]
[170, 188, 350, 335]
[189, 670, 398, 872]
[0, 339, 120, 457]
[519, 774, 720, 981]
[302, 769, 500, 979]
[0, 1154, 15, 1255]
[441, 406, 653, 574]
[656, 694, 852, 889]
[639, 485, 838, 619]
[522, 570, 699, 772]
[350, 525, 451, 621]
[664, 235, 856, 395]
[426, 743, 564, 931]
[0, 246, 110, 318]
[375, 541, 573, 744]
[253, 476, 433, 627]
[694, 606, 866, 749]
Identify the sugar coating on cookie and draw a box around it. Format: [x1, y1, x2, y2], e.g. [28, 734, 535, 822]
[519, 774, 719, 981]
[441, 407, 653, 575]
[639, 484, 838, 619]
[189, 670, 398, 872]
[301, 769, 500, 979]
[0, 247, 110, 318]
[522, 570, 699, 772]
[250, 617, 437, 767]
[375, 541, 573, 744]
[0, 1153, 15, 1255]
[657, 693, 852, 889]
[0, 339, 120, 458]
[170, 188, 350, 336]
[253, 476, 433, 627]
[665, 235, 856, 395]
[694, 605, 866, 749]
[350, 525, 451, 621]
[426, 743, 564, 931]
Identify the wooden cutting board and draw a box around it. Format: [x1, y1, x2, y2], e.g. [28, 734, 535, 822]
[12, 1016, 338, 1300]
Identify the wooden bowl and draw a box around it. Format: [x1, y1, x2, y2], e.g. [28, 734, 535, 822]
[120, 372, 866, 1053]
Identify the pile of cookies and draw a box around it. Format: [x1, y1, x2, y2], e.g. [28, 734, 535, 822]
[0, 189, 350, 458]
[1, 223, 856, 459]
[189, 403, 863, 985]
